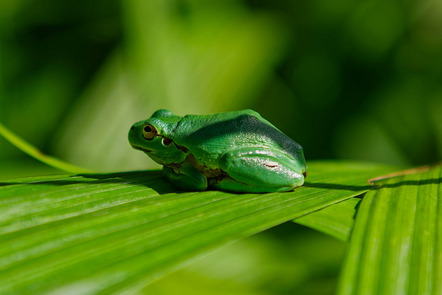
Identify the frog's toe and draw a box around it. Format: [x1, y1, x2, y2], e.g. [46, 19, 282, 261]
[163, 164, 208, 191]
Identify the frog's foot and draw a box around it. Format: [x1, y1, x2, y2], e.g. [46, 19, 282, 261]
[212, 149, 305, 193]
[163, 163, 208, 191]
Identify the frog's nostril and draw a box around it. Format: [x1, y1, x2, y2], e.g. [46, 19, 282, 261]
[302, 171, 307, 178]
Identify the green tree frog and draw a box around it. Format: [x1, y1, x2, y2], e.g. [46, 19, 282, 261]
[128, 109, 307, 193]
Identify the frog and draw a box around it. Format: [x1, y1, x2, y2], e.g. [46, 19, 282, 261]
[128, 109, 307, 193]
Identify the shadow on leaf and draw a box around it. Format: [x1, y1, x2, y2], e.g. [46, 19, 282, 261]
[0, 171, 178, 194]
[303, 182, 373, 191]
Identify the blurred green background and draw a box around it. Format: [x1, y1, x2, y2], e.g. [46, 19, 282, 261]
[1, 0, 441, 294]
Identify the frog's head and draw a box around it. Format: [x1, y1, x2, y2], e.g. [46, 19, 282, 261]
[128, 109, 187, 165]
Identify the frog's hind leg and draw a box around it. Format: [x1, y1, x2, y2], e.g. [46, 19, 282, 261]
[212, 150, 305, 193]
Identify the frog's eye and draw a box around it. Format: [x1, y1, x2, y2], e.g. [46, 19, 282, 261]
[143, 124, 157, 140]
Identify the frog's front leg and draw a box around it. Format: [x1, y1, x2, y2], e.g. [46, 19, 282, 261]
[163, 162, 208, 191]
[212, 149, 305, 193]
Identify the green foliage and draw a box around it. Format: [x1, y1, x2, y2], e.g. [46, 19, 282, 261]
[338, 165, 442, 294]
[295, 197, 360, 242]
[1, 0, 441, 294]
[0, 122, 92, 173]
[0, 161, 397, 294]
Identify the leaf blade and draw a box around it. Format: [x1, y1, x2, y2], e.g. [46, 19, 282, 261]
[0, 122, 92, 173]
[0, 161, 397, 294]
[338, 165, 442, 295]
[294, 197, 361, 241]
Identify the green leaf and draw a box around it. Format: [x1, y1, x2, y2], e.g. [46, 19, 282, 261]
[295, 197, 361, 241]
[0, 161, 396, 294]
[0, 122, 92, 173]
[338, 164, 442, 295]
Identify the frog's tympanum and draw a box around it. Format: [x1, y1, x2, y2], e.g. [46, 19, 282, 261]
[129, 109, 307, 193]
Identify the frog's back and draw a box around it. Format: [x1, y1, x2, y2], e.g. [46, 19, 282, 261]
[173, 110, 303, 164]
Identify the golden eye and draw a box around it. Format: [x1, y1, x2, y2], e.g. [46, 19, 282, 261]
[143, 124, 157, 140]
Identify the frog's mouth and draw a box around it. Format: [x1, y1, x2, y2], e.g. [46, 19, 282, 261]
[132, 145, 152, 153]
